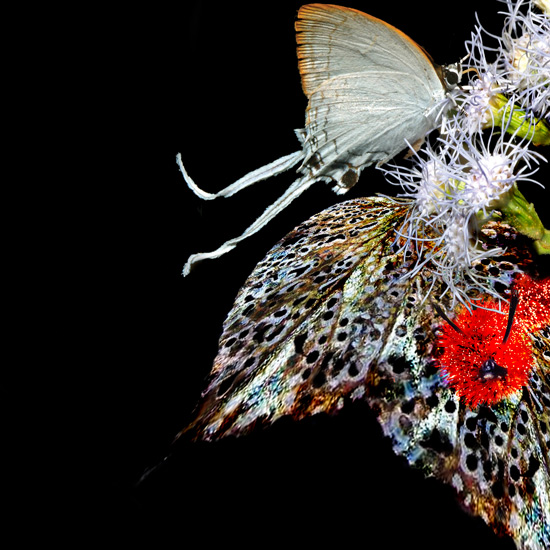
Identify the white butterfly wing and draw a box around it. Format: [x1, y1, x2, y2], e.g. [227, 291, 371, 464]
[296, 4, 449, 190]
[178, 5, 455, 272]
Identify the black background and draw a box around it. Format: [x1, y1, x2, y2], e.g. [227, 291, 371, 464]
[95, 2, 549, 547]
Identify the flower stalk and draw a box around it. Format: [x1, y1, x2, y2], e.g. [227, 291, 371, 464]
[489, 93, 550, 145]
[497, 183, 550, 253]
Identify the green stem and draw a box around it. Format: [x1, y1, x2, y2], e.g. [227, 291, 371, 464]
[490, 94, 550, 146]
[497, 184, 549, 254]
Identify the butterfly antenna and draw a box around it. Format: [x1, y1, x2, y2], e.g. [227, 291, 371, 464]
[502, 289, 519, 345]
[433, 302, 464, 334]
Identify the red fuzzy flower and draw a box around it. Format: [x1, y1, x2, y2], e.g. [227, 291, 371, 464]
[437, 274, 549, 409]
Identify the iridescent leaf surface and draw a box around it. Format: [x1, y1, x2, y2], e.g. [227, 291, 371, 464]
[182, 196, 549, 549]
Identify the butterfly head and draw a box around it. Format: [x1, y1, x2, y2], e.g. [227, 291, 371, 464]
[440, 61, 462, 90]
[478, 357, 508, 382]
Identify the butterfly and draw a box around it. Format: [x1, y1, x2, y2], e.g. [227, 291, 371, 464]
[180, 196, 549, 550]
[178, 3, 460, 274]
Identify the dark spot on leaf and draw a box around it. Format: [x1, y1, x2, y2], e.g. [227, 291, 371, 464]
[466, 454, 478, 471]
[332, 357, 345, 376]
[348, 362, 359, 377]
[326, 233, 345, 244]
[494, 281, 507, 294]
[312, 372, 326, 388]
[480, 430, 490, 451]
[444, 400, 456, 413]
[266, 324, 285, 341]
[290, 266, 309, 278]
[476, 406, 499, 425]
[423, 360, 438, 378]
[388, 355, 411, 375]
[253, 323, 272, 344]
[464, 433, 478, 450]
[466, 417, 477, 431]
[426, 394, 439, 408]
[491, 481, 504, 499]
[525, 456, 540, 478]
[420, 428, 453, 455]
[224, 337, 237, 348]
[306, 350, 320, 364]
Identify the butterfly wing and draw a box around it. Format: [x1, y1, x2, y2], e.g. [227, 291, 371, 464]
[183, 195, 548, 548]
[296, 4, 448, 190]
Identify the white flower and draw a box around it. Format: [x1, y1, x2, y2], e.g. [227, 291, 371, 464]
[462, 1, 549, 122]
[382, 119, 545, 308]
[377, 0, 549, 309]
[534, 0, 549, 15]
[177, 0, 548, 299]
[509, 42, 548, 116]
[456, 72, 502, 134]
[497, 0, 550, 116]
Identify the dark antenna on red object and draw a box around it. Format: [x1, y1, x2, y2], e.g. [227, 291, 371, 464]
[433, 302, 464, 334]
[502, 289, 519, 345]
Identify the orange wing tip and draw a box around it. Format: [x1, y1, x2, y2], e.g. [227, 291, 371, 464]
[295, 3, 435, 97]
[296, 4, 350, 96]
[296, 3, 366, 27]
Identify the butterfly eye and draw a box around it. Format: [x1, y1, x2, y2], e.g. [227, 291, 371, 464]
[441, 63, 461, 88]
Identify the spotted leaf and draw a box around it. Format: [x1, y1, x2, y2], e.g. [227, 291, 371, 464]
[182, 196, 548, 549]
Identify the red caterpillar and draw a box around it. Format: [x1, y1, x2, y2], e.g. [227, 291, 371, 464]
[437, 274, 550, 409]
